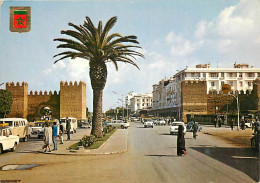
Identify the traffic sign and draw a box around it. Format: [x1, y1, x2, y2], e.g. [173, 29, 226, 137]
[222, 84, 231, 94]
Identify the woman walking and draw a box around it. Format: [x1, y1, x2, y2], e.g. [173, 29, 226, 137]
[43, 122, 52, 152]
[177, 125, 186, 156]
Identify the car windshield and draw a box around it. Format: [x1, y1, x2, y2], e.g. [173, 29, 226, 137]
[172, 123, 183, 126]
[0, 121, 13, 126]
[34, 122, 44, 127]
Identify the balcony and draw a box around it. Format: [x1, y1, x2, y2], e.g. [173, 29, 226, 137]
[245, 77, 255, 80]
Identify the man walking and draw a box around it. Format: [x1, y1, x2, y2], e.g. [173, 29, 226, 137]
[52, 122, 58, 151]
[66, 117, 71, 140]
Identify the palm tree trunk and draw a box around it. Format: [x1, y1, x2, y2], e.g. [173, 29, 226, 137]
[91, 88, 103, 137]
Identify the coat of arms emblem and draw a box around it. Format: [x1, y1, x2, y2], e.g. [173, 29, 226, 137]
[10, 7, 31, 32]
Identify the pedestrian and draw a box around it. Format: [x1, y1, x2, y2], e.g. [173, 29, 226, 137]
[254, 119, 260, 133]
[231, 119, 234, 131]
[43, 122, 52, 152]
[241, 119, 245, 130]
[59, 124, 64, 144]
[193, 122, 198, 139]
[214, 118, 217, 128]
[52, 122, 58, 151]
[66, 117, 71, 140]
[177, 125, 186, 156]
[218, 118, 222, 128]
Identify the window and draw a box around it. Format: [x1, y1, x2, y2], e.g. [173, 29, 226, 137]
[211, 82, 215, 87]
[221, 81, 224, 86]
[191, 73, 194, 77]
[203, 73, 206, 77]
[248, 82, 252, 86]
[229, 73, 233, 77]
[221, 72, 224, 77]
[142, 99, 144, 102]
[239, 73, 242, 77]
[210, 73, 217, 77]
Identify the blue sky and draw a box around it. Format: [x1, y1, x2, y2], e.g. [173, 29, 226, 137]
[0, 0, 259, 112]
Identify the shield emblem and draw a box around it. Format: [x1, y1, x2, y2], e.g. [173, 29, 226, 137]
[10, 7, 31, 32]
[13, 10, 27, 28]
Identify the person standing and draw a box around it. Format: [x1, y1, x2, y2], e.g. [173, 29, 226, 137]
[214, 118, 217, 128]
[193, 122, 198, 139]
[177, 125, 186, 156]
[59, 123, 64, 144]
[43, 122, 52, 152]
[52, 122, 58, 151]
[66, 117, 71, 140]
[231, 119, 234, 131]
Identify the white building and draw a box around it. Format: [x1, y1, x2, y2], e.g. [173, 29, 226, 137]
[129, 93, 153, 114]
[174, 63, 260, 94]
[152, 63, 260, 117]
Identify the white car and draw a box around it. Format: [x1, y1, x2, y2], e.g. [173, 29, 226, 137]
[159, 120, 166, 125]
[105, 120, 130, 129]
[170, 122, 186, 135]
[144, 120, 154, 128]
[0, 125, 20, 154]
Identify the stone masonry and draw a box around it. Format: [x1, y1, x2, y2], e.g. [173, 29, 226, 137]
[5, 81, 86, 121]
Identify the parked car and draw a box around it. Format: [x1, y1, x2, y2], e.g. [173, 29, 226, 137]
[78, 119, 91, 128]
[105, 120, 130, 129]
[186, 122, 202, 132]
[0, 124, 20, 154]
[144, 120, 154, 128]
[31, 119, 60, 139]
[170, 122, 186, 135]
[0, 118, 30, 142]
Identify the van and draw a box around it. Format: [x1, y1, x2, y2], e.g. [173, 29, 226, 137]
[60, 117, 77, 134]
[0, 118, 30, 142]
[31, 119, 60, 139]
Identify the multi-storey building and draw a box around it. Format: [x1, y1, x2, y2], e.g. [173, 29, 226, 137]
[129, 93, 153, 115]
[5, 81, 86, 121]
[152, 63, 260, 122]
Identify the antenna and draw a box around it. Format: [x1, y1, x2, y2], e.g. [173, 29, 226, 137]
[217, 60, 218, 68]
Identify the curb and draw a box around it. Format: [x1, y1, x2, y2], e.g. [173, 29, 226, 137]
[45, 128, 129, 156]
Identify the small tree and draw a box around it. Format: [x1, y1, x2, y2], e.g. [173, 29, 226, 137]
[0, 90, 13, 118]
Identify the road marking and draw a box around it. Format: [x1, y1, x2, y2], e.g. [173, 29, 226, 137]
[231, 156, 258, 159]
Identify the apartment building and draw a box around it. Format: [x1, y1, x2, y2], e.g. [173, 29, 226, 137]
[129, 93, 153, 114]
[152, 63, 260, 119]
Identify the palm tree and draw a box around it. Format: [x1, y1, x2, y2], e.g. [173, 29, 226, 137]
[54, 16, 144, 137]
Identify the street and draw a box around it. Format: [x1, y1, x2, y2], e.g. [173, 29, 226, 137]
[0, 122, 258, 183]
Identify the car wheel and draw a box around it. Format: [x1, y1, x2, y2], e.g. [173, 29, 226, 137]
[251, 137, 257, 151]
[74, 129, 77, 133]
[121, 125, 125, 129]
[0, 144, 3, 154]
[11, 143, 17, 152]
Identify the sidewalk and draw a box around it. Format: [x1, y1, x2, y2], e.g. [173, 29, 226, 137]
[43, 128, 129, 155]
[202, 126, 254, 147]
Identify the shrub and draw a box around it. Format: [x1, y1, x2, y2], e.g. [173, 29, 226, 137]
[103, 125, 115, 135]
[79, 135, 96, 147]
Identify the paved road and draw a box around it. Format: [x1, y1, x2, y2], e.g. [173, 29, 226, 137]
[0, 122, 258, 183]
[125, 122, 258, 183]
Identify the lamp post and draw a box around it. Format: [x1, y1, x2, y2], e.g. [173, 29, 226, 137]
[113, 91, 133, 120]
[222, 83, 240, 130]
[229, 93, 240, 130]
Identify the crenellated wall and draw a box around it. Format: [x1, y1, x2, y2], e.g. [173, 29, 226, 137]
[60, 81, 86, 120]
[181, 80, 208, 122]
[28, 90, 60, 120]
[6, 82, 28, 119]
[5, 81, 86, 121]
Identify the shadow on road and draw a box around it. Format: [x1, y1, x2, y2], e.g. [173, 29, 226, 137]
[145, 154, 179, 157]
[190, 146, 259, 182]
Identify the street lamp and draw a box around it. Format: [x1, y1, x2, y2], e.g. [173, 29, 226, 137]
[112, 91, 133, 120]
